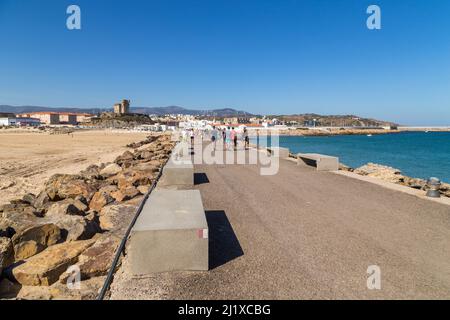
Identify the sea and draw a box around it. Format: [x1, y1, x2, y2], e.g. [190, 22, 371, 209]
[253, 131, 450, 183]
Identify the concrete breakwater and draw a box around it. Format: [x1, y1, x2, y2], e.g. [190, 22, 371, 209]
[0, 134, 175, 300]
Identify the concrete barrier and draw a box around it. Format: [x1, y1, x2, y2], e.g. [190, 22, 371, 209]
[268, 147, 290, 158]
[158, 151, 194, 187]
[129, 189, 209, 275]
[297, 153, 339, 171]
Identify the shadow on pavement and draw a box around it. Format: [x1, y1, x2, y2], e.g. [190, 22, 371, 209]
[206, 210, 244, 270]
[194, 173, 210, 185]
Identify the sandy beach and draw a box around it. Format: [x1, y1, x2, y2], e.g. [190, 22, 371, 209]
[0, 129, 149, 206]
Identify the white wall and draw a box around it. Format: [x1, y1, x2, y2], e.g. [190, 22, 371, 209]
[0, 118, 16, 126]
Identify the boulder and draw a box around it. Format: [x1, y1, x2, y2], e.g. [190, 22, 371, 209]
[79, 165, 102, 180]
[76, 236, 121, 279]
[22, 193, 37, 206]
[100, 163, 122, 177]
[137, 185, 150, 195]
[45, 174, 97, 202]
[17, 276, 106, 300]
[111, 186, 140, 202]
[47, 215, 100, 242]
[12, 223, 62, 261]
[1, 237, 14, 274]
[34, 191, 51, 212]
[0, 278, 21, 299]
[138, 150, 153, 160]
[99, 204, 136, 233]
[354, 163, 405, 184]
[9, 239, 95, 286]
[114, 166, 158, 190]
[114, 151, 135, 166]
[46, 200, 85, 216]
[1, 203, 43, 219]
[89, 189, 116, 213]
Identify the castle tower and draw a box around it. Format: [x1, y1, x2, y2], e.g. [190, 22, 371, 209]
[121, 100, 130, 114]
[113, 99, 130, 115]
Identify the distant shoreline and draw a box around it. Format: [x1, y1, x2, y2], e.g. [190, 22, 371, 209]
[247, 127, 450, 137]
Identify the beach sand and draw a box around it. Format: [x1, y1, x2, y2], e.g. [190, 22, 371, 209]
[0, 129, 149, 206]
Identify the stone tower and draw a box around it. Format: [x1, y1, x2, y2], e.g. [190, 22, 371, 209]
[114, 99, 130, 115]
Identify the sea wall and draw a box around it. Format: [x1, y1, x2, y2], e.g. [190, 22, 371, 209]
[0, 134, 176, 300]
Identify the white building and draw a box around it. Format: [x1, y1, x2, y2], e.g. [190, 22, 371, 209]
[0, 118, 17, 126]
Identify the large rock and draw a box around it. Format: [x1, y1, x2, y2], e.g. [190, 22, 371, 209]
[46, 199, 85, 216]
[111, 186, 140, 202]
[17, 276, 106, 300]
[79, 165, 102, 180]
[1, 202, 43, 219]
[99, 204, 136, 233]
[76, 236, 121, 279]
[12, 223, 62, 261]
[354, 163, 405, 184]
[47, 214, 100, 242]
[1, 237, 14, 274]
[89, 188, 116, 213]
[21, 193, 36, 206]
[34, 191, 51, 212]
[113, 165, 159, 190]
[100, 163, 122, 177]
[45, 174, 97, 202]
[114, 151, 135, 166]
[9, 240, 95, 286]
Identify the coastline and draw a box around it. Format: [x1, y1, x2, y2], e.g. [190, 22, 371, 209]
[266, 127, 449, 137]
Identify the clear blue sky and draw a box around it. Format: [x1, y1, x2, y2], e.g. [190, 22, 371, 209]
[1, 0, 449, 125]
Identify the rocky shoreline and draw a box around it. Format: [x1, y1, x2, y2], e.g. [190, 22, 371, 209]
[341, 163, 450, 198]
[0, 134, 175, 300]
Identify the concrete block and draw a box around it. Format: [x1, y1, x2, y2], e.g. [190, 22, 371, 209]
[270, 147, 290, 158]
[129, 190, 208, 275]
[159, 153, 194, 187]
[297, 153, 339, 171]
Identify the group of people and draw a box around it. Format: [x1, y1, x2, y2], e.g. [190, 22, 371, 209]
[210, 126, 249, 151]
[182, 127, 250, 151]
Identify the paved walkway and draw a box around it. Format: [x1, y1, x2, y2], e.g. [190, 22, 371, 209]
[111, 147, 450, 300]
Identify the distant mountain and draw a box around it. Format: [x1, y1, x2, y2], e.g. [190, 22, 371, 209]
[0, 105, 106, 115]
[0, 105, 254, 117]
[131, 106, 254, 116]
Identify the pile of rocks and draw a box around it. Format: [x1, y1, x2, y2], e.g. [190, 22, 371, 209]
[0, 134, 175, 300]
[352, 163, 450, 198]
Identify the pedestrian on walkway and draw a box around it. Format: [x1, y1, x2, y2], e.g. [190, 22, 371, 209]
[231, 127, 237, 150]
[211, 126, 218, 151]
[243, 128, 249, 150]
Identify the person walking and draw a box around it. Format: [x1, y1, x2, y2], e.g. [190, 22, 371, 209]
[211, 126, 218, 151]
[231, 127, 237, 151]
[243, 128, 249, 150]
[222, 128, 227, 150]
[190, 129, 195, 148]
